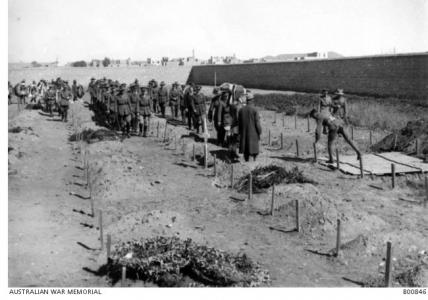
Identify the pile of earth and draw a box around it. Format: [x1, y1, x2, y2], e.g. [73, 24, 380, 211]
[234, 165, 316, 193]
[70, 128, 120, 143]
[103, 236, 270, 287]
[371, 119, 428, 155]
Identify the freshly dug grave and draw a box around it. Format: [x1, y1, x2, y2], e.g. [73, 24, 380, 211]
[372, 119, 428, 155]
[105, 236, 270, 287]
[235, 165, 316, 193]
[69, 128, 120, 143]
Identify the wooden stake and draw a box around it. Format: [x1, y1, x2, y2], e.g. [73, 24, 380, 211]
[204, 142, 208, 169]
[282, 113, 285, 127]
[270, 185, 275, 216]
[121, 266, 126, 287]
[99, 210, 103, 250]
[230, 164, 234, 188]
[248, 172, 253, 201]
[336, 148, 340, 170]
[295, 139, 299, 157]
[313, 143, 318, 162]
[268, 130, 271, 146]
[294, 113, 297, 129]
[86, 162, 90, 187]
[415, 138, 419, 156]
[369, 130, 373, 146]
[163, 123, 168, 142]
[307, 115, 310, 132]
[359, 156, 364, 178]
[106, 234, 111, 262]
[295, 199, 300, 232]
[424, 176, 427, 208]
[335, 219, 341, 257]
[156, 121, 159, 137]
[385, 241, 392, 287]
[89, 181, 94, 217]
[192, 144, 196, 161]
[351, 126, 354, 140]
[391, 163, 396, 189]
[280, 133, 283, 150]
[213, 155, 217, 177]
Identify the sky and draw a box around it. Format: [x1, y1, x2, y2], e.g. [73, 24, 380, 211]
[8, 0, 428, 63]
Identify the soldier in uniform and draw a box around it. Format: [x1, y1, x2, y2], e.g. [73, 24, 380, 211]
[71, 80, 78, 102]
[59, 84, 72, 122]
[107, 84, 120, 130]
[8, 81, 13, 105]
[190, 86, 206, 134]
[157, 81, 168, 118]
[116, 84, 133, 138]
[88, 78, 97, 105]
[149, 79, 159, 113]
[169, 82, 180, 119]
[310, 108, 361, 164]
[29, 81, 38, 103]
[208, 87, 222, 145]
[318, 88, 332, 134]
[331, 89, 348, 123]
[129, 83, 140, 132]
[44, 85, 56, 117]
[15, 80, 28, 110]
[137, 87, 152, 137]
[179, 84, 186, 123]
[183, 83, 195, 130]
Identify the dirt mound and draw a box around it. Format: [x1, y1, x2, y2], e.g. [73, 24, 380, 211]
[9, 126, 33, 133]
[70, 128, 120, 143]
[235, 165, 316, 193]
[372, 119, 428, 155]
[104, 236, 270, 287]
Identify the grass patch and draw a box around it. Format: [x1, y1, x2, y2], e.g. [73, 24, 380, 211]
[254, 93, 428, 131]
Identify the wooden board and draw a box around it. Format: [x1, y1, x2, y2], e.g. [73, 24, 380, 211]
[319, 152, 427, 175]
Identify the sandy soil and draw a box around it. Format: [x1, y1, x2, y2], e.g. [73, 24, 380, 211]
[8, 95, 428, 287]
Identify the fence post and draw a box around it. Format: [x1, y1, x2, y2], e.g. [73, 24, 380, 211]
[384, 241, 392, 287]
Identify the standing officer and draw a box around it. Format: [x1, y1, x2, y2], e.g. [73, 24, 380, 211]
[71, 80, 78, 102]
[137, 87, 152, 137]
[59, 84, 72, 122]
[44, 85, 56, 117]
[149, 79, 159, 113]
[184, 83, 195, 130]
[157, 81, 168, 118]
[190, 86, 206, 134]
[116, 84, 133, 138]
[169, 82, 180, 120]
[88, 78, 97, 105]
[179, 84, 186, 123]
[129, 83, 140, 132]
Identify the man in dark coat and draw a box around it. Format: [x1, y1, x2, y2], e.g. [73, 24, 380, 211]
[238, 93, 262, 162]
[157, 81, 168, 118]
[59, 85, 72, 122]
[71, 80, 78, 101]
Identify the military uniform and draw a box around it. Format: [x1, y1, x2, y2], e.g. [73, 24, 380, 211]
[72, 81, 78, 101]
[183, 85, 194, 130]
[15, 81, 28, 110]
[157, 83, 168, 118]
[88, 78, 97, 105]
[59, 88, 72, 122]
[208, 91, 222, 144]
[129, 87, 140, 131]
[116, 87, 132, 137]
[169, 85, 180, 119]
[149, 81, 159, 113]
[190, 88, 206, 134]
[137, 90, 152, 137]
[44, 88, 56, 117]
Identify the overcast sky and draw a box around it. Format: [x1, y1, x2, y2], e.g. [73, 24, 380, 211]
[8, 0, 428, 62]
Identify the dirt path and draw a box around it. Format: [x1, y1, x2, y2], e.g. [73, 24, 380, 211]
[8, 107, 104, 287]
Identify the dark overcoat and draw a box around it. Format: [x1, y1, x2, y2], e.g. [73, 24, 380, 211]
[238, 103, 262, 155]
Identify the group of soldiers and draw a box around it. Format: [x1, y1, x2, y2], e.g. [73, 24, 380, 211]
[311, 88, 361, 163]
[9, 78, 85, 122]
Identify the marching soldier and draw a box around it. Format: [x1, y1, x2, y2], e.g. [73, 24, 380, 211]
[137, 87, 152, 137]
[59, 84, 72, 122]
[158, 81, 168, 118]
[149, 79, 159, 113]
[169, 82, 180, 119]
[116, 84, 133, 138]
[44, 85, 56, 117]
[190, 85, 206, 134]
